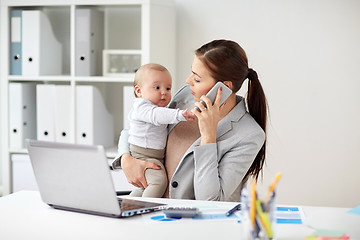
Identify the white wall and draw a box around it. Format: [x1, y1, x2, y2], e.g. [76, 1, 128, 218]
[175, 0, 360, 207]
[0, 5, 2, 196]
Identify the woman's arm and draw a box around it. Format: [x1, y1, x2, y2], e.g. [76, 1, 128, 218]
[193, 130, 265, 201]
[113, 129, 160, 189]
[190, 88, 265, 201]
[121, 153, 160, 188]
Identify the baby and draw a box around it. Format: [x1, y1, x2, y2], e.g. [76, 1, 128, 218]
[127, 63, 194, 197]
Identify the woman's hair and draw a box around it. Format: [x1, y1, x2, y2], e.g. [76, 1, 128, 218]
[195, 39, 268, 182]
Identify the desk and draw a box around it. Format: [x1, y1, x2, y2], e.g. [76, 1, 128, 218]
[0, 191, 359, 240]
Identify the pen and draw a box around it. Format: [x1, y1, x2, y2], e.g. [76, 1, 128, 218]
[250, 180, 257, 230]
[225, 203, 241, 216]
[264, 172, 281, 204]
[256, 199, 273, 238]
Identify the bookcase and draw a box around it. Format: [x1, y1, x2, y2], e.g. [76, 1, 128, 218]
[0, 0, 176, 195]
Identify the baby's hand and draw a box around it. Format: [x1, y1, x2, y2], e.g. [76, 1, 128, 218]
[182, 109, 196, 121]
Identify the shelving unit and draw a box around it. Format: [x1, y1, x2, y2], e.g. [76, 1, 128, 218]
[0, 0, 176, 195]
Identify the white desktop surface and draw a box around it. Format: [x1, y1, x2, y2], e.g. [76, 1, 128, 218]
[0, 191, 359, 240]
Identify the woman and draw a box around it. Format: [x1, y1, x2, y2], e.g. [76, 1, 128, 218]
[114, 39, 268, 202]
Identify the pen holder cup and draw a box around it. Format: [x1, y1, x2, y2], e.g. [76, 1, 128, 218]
[240, 189, 277, 240]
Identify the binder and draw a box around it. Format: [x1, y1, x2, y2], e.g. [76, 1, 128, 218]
[9, 83, 36, 149]
[75, 9, 104, 76]
[123, 86, 135, 129]
[10, 9, 22, 75]
[11, 154, 39, 192]
[36, 84, 56, 141]
[22, 10, 62, 76]
[76, 85, 114, 147]
[55, 85, 73, 143]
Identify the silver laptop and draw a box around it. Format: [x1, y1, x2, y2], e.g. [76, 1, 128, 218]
[26, 139, 166, 218]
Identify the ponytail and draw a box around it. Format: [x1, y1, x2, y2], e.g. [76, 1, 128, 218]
[244, 68, 267, 182]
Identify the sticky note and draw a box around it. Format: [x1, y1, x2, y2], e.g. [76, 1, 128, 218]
[347, 205, 360, 216]
[313, 229, 345, 238]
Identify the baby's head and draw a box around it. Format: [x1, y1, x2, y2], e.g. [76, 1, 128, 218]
[134, 63, 172, 107]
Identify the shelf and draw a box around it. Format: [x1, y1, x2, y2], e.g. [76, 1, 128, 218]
[8, 76, 72, 82]
[2, 0, 150, 7]
[9, 146, 118, 159]
[74, 75, 135, 83]
[9, 148, 28, 154]
[8, 75, 135, 83]
[1, 0, 175, 196]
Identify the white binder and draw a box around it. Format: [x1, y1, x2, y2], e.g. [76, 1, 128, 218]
[76, 85, 114, 147]
[75, 9, 104, 76]
[36, 84, 56, 141]
[10, 9, 22, 75]
[123, 86, 135, 129]
[22, 10, 62, 76]
[9, 83, 36, 149]
[55, 85, 73, 143]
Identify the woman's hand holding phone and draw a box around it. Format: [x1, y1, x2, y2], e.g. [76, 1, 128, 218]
[192, 86, 225, 145]
[192, 82, 233, 145]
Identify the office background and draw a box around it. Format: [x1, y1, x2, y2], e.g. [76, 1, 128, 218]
[1, 0, 360, 207]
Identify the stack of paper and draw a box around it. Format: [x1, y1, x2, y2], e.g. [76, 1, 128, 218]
[11, 154, 38, 192]
[306, 229, 350, 240]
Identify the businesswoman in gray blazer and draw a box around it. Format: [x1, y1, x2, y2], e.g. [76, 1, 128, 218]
[114, 39, 268, 202]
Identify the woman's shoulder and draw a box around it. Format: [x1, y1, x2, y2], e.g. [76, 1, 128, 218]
[168, 85, 193, 110]
[241, 112, 265, 139]
[172, 85, 191, 101]
[230, 97, 265, 140]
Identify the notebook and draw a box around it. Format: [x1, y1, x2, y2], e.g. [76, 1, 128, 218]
[26, 139, 166, 218]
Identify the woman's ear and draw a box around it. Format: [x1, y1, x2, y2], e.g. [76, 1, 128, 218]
[134, 85, 142, 98]
[223, 81, 233, 90]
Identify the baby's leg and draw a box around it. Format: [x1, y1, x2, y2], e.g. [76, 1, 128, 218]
[142, 159, 168, 198]
[129, 187, 144, 197]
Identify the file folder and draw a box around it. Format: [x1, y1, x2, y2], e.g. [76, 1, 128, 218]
[75, 9, 104, 76]
[36, 84, 56, 141]
[76, 85, 114, 147]
[10, 9, 22, 75]
[22, 10, 62, 76]
[9, 83, 37, 148]
[55, 85, 73, 143]
[123, 86, 135, 129]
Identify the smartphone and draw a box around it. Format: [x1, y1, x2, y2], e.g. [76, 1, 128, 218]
[194, 81, 232, 111]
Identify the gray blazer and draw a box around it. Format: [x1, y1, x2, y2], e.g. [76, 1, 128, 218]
[114, 85, 265, 202]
